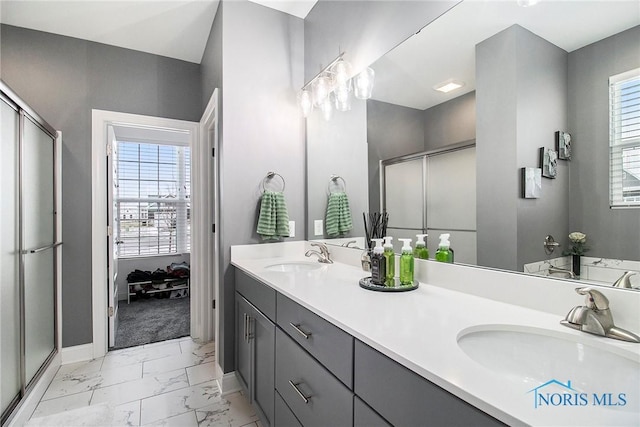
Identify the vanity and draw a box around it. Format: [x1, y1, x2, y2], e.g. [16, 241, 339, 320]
[231, 242, 640, 427]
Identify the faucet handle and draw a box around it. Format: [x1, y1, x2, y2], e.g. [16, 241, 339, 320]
[576, 287, 609, 310]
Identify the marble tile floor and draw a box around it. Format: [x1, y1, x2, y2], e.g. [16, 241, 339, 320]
[26, 337, 261, 427]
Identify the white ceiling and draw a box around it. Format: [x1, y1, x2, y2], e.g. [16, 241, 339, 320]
[0, 0, 317, 64]
[371, 0, 640, 110]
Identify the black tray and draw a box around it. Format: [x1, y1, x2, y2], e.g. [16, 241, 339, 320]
[359, 276, 419, 292]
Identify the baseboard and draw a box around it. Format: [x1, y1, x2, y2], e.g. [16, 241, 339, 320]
[61, 343, 94, 365]
[216, 372, 241, 396]
[7, 352, 61, 427]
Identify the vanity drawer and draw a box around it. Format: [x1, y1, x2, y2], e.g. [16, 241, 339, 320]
[275, 391, 302, 427]
[354, 396, 390, 427]
[354, 340, 505, 427]
[276, 293, 353, 388]
[235, 268, 276, 321]
[275, 328, 353, 427]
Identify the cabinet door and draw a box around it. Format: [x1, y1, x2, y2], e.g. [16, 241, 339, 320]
[355, 340, 505, 427]
[235, 293, 251, 392]
[354, 396, 390, 427]
[250, 302, 275, 427]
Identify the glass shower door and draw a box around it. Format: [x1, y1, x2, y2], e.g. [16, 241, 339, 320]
[21, 115, 56, 387]
[1, 98, 21, 417]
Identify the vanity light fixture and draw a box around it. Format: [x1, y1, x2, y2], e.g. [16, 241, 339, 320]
[297, 52, 375, 120]
[433, 79, 465, 93]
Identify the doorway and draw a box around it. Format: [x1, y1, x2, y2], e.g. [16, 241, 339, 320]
[91, 109, 216, 359]
[108, 125, 193, 349]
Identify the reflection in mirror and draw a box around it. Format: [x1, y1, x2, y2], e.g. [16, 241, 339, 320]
[306, 0, 640, 291]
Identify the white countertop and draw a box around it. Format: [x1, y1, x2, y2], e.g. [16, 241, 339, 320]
[231, 243, 640, 427]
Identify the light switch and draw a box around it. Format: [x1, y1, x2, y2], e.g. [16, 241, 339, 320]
[289, 221, 295, 238]
[314, 220, 323, 236]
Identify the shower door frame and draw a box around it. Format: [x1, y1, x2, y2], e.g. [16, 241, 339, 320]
[1, 81, 63, 427]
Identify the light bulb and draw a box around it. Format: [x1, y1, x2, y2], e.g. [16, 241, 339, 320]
[312, 75, 331, 107]
[354, 67, 375, 100]
[297, 90, 313, 117]
[321, 95, 333, 121]
[331, 59, 352, 87]
[334, 85, 352, 112]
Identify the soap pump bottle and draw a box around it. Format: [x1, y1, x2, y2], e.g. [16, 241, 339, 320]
[399, 238, 414, 285]
[414, 234, 429, 260]
[370, 238, 386, 285]
[383, 236, 395, 285]
[435, 233, 453, 263]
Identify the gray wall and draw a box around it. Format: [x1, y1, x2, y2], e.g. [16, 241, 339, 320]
[424, 91, 475, 150]
[367, 100, 425, 212]
[307, 99, 368, 239]
[1, 24, 202, 347]
[304, 0, 460, 82]
[199, 0, 305, 372]
[201, 1, 223, 113]
[476, 25, 569, 271]
[568, 25, 640, 261]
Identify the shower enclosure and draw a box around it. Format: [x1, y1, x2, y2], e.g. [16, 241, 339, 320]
[1, 82, 60, 425]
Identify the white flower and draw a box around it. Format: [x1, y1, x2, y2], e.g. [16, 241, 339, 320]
[569, 232, 586, 243]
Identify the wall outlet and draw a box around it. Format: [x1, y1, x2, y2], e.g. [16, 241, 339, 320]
[289, 221, 295, 238]
[314, 220, 323, 236]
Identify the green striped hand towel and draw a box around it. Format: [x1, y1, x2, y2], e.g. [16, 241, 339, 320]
[257, 191, 290, 240]
[325, 192, 353, 237]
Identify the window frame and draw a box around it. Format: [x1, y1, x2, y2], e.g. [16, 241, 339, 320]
[609, 67, 640, 209]
[115, 140, 191, 258]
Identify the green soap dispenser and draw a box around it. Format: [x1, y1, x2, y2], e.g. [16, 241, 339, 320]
[435, 233, 453, 263]
[383, 236, 395, 286]
[414, 234, 429, 259]
[370, 238, 386, 285]
[399, 238, 414, 285]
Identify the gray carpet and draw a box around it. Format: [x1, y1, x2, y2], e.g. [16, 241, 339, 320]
[112, 296, 190, 349]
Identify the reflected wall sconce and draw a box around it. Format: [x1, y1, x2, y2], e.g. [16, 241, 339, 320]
[297, 52, 375, 120]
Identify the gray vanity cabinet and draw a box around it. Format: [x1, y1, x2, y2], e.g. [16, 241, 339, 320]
[354, 396, 391, 427]
[354, 340, 505, 427]
[276, 293, 354, 388]
[275, 391, 302, 427]
[235, 292, 275, 426]
[275, 328, 353, 427]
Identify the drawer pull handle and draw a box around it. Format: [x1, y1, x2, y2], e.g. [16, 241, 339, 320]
[289, 323, 311, 339]
[244, 313, 249, 343]
[288, 380, 310, 404]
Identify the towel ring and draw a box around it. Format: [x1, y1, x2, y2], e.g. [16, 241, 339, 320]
[327, 175, 347, 195]
[262, 171, 286, 192]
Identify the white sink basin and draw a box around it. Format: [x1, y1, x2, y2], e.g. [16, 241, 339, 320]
[264, 262, 324, 273]
[457, 325, 639, 408]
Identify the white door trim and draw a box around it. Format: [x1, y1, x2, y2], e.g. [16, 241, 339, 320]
[91, 110, 199, 358]
[195, 89, 219, 345]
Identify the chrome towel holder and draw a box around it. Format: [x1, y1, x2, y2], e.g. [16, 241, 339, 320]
[327, 175, 347, 194]
[262, 171, 286, 192]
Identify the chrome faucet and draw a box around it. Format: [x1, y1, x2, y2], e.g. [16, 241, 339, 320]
[305, 242, 333, 264]
[548, 266, 576, 279]
[341, 240, 357, 248]
[560, 287, 640, 343]
[612, 271, 638, 289]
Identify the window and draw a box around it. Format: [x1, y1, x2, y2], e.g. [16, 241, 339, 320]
[610, 68, 640, 207]
[116, 141, 190, 256]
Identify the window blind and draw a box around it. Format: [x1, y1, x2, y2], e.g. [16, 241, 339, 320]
[116, 141, 190, 257]
[610, 68, 640, 207]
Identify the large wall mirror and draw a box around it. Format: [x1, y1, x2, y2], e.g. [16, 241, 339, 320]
[306, 0, 640, 291]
